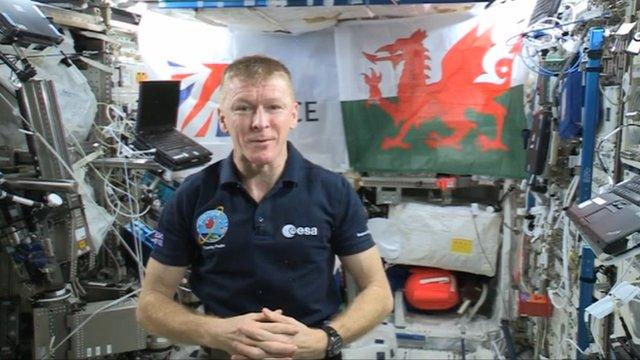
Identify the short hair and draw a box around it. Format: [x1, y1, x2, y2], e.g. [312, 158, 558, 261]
[219, 55, 295, 104]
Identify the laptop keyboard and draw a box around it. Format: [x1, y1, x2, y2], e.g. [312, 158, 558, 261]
[612, 177, 640, 205]
[145, 131, 192, 150]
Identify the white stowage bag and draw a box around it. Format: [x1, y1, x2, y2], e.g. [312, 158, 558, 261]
[0, 31, 97, 145]
[27, 50, 97, 143]
[368, 202, 502, 277]
[75, 168, 114, 251]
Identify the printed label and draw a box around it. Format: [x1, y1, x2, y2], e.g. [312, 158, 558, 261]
[450, 238, 473, 255]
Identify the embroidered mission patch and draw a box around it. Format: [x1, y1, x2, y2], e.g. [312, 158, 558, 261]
[196, 206, 229, 246]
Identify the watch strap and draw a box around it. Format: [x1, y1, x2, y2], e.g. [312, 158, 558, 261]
[321, 324, 343, 358]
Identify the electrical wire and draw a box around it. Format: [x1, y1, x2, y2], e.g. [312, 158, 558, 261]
[608, 258, 637, 292]
[522, 17, 565, 49]
[99, 168, 150, 219]
[92, 102, 141, 152]
[559, 3, 577, 23]
[596, 124, 640, 187]
[498, 181, 518, 319]
[513, 11, 588, 78]
[589, 317, 606, 357]
[547, 175, 580, 309]
[67, 130, 151, 219]
[0, 87, 146, 275]
[549, 217, 571, 308]
[564, 338, 588, 356]
[490, 338, 506, 360]
[113, 228, 145, 270]
[571, 259, 640, 357]
[469, 209, 496, 276]
[123, 158, 145, 283]
[519, 43, 583, 77]
[599, 82, 623, 107]
[88, 105, 163, 281]
[0, 95, 106, 291]
[66, 126, 150, 285]
[600, 244, 640, 265]
[467, 283, 488, 320]
[535, 318, 548, 359]
[486, 329, 506, 360]
[517, 228, 534, 295]
[0, 88, 81, 183]
[102, 242, 120, 270]
[505, 12, 603, 47]
[0, 78, 157, 287]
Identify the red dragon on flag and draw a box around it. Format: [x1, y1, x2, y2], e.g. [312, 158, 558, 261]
[362, 26, 521, 152]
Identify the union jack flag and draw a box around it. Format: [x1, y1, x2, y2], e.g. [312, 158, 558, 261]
[168, 61, 229, 138]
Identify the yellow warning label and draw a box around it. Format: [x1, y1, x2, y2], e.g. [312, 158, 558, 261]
[135, 72, 148, 83]
[450, 238, 473, 255]
[78, 239, 87, 250]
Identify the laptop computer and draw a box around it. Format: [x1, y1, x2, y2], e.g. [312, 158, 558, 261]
[566, 176, 640, 255]
[134, 80, 212, 171]
[0, 0, 64, 46]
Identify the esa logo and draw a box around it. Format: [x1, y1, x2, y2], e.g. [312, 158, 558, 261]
[282, 224, 318, 238]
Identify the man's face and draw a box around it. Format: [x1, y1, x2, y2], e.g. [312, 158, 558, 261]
[218, 74, 298, 167]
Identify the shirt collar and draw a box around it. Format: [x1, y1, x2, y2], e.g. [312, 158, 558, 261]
[219, 153, 241, 186]
[219, 141, 303, 188]
[280, 142, 304, 186]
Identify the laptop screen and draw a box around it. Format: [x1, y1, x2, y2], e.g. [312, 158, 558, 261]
[0, 0, 64, 46]
[136, 80, 181, 133]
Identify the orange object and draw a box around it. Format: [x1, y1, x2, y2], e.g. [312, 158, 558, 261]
[405, 267, 460, 310]
[518, 292, 553, 317]
[135, 72, 148, 83]
[436, 176, 457, 191]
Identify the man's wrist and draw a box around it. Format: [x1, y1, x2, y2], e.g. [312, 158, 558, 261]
[195, 314, 224, 349]
[314, 328, 330, 358]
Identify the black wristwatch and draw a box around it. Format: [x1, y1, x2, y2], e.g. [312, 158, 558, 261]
[321, 325, 343, 358]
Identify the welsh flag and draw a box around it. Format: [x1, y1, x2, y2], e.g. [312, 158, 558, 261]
[336, 2, 534, 178]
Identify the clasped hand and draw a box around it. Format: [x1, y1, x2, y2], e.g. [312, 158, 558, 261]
[219, 308, 327, 360]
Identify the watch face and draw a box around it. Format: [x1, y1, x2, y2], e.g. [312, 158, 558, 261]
[324, 326, 343, 357]
[329, 335, 343, 356]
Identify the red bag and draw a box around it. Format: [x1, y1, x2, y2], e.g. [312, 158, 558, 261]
[404, 267, 460, 310]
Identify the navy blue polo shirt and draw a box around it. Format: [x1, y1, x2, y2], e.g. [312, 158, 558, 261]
[150, 143, 374, 327]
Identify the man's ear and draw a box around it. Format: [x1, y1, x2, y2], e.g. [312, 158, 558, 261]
[217, 107, 228, 133]
[289, 101, 299, 129]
